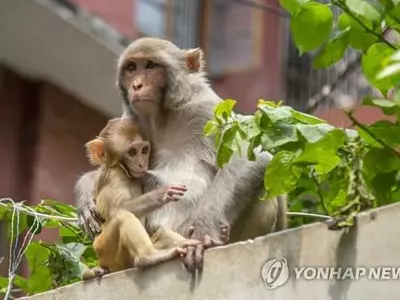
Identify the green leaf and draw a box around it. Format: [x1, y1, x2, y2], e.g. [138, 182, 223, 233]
[338, 13, 379, 53]
[25, 242, 52, 294]
[295, 130, 346, 174]
[264, 151, 302, 197]
[363, 148, 400, 180]
[391, 50, 400, 62]
[313, 29, 350, 69]
[371, 98, 398, 108]
[257, 99, 280, 108]
[363, 96, 400, 115]
[13, 275, 29, 293]
[27, 215, 43, 235]
[260, 124, 299, 150]
[386, 14, 400, 33]
[292, 110, 327, 124]
[370, 171, 398, 205]
[247, 134, 261, 161]
[236, 115, 261, 139]
[217, 144, 234, 168]
[290, 2, 334, 54]
[357, 120, 400, 148]
[362, 43, 398, 95]
[214, 99, 236, 122]
[296, 123, 335, 143]
[42, 218, 62, 229]
[345, 0, 383, 22]
[259, 105, 293, 123]
[38, 199, 77, 217]
[5, 213, 28, 241]
[60, 243, 87, 259]
[279, 0, 309, 14]
[376, 63, 400, 80]
[203, 120, 218, 136]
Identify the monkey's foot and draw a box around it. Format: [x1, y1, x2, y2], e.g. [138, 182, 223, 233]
[82, 266, 110, 280]
[182, 221, 231, 272]
[181, 243, 205, 273]
[219, 223, 230, 245]
[180, 239, 202, 248]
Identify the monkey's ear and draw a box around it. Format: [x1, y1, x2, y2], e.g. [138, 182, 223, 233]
[85, 139, 105, 165]
[184, 48, 205, 73]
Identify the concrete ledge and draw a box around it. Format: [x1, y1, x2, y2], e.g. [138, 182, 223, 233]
[21, 203, 400, 300]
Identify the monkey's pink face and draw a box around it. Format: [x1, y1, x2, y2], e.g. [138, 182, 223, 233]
[122, 140, 151, 178]
[119, 55, 167, 115]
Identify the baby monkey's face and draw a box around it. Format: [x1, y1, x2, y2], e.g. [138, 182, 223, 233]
[122, 140, 151, 178]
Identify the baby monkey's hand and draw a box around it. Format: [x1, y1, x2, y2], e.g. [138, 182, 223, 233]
[161, 185, 187, 203]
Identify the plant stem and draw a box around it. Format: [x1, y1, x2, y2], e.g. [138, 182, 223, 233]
[347, 112, 400, 158]
[4, 274, 15, 300]
[333, 1, 398, 50]
[311, 171, 330, 215]
[0, 201, 78, 223]
[287, 212, 332, 219]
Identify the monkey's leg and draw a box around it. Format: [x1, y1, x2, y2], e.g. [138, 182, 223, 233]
[229, 196, 286, 242]
[117, 210, 157, 260]
[151, 227, 201, 249]
[133, 247, 187, 268]
[116, 210, 185, 269]
[184, 152, 286, 270]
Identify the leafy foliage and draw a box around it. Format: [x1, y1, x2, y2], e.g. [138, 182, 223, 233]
[205, 0, 400, 230]
[0, 199, 95, 298]
[1, 0, 400, 298]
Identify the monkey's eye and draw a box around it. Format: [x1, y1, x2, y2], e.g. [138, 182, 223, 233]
[142, 146, 149, 155]
[128, 148, 137, 156]
[146, 60, 157, 69]
[125, 62, 136, 72]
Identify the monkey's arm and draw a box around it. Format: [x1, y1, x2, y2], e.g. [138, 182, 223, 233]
[122, 185, 187, 217]
[122, 190, 165, 217]
[75, 170, 102, 238]
[187, 151, 272, 245]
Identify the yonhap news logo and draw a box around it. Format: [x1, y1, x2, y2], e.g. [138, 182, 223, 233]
[261, 256, 400, 289]
[260, 257, 290, 289]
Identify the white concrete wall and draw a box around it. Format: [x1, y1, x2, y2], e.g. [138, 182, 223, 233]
[20, 203, 400, 300]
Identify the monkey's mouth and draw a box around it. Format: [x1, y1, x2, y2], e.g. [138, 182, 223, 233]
[131, 98, 154, 103]
[132, 171, 147, 178]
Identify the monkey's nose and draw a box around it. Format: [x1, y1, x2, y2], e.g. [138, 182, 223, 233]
[133, 82, 143, 91]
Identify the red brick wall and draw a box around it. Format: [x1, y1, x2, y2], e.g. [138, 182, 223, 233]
[0, 66, 107, 209]
[315, 105, 395, 127]
[0, 68, 30, 200]
[70, 0, 136, 38]
[29, 83, 108, 207]
[0, 65, 109, 277]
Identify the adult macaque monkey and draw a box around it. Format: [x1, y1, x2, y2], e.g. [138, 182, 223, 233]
[75, 37, 287, 272]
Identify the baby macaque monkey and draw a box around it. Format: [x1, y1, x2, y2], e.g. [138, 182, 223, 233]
[82, 118, 194, 280]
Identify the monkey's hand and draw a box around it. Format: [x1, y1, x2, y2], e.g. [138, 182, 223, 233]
[161, 185, 187, 203]
[181, 220, 229, 272]
[77, 199, 104, 239]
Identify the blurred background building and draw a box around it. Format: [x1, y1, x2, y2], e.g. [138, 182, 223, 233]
[0, 0, 393, 275]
